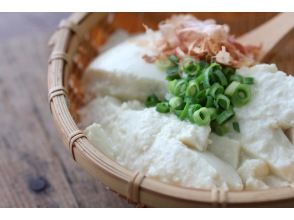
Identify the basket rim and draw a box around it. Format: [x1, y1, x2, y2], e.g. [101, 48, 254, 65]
[47, 12, 294, 207]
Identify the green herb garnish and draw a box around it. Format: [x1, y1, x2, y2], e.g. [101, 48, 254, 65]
[145, 56, 254, 135]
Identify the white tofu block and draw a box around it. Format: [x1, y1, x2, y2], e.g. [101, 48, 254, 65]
[208, 134, 241, 169]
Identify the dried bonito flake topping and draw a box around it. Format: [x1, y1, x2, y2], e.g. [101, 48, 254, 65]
[143, 15, 261, 68]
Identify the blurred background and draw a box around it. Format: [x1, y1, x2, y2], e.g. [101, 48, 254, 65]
[0, 13, 293, 208]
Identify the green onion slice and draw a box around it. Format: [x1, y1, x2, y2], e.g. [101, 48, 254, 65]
[166, 66, 179, 75]
[225, 81, 240, 96]
[203, 68, 212, 88]
[168, 55, 179, 64]
[188, 104, 202, 121]
[168, 80, 177, 95]
[165, 65, 180, 81]
[205, 96, 215, 108]
[214, 69, 228, 86]
[215, 94, 231, 110]
[233, 121, 240, 133]
[209, 83, 224, 98]
[223, 67, 235, 77]
[179, 102, 190, 120]
[229, 74, 244, 83]
[185, 80, 199, 97]
[155, 57, 173, 71]
[169, 96, 184, 110]
[156, 102, 170, 113]
[166, 74, 180, 81]
[199, 60, 209, 69]
[195, 73, 204, 83]
[180, 57, 200, 76]
[192, 107, 211, 126]
[211, 122, 229, 136]
[174, 79, 188, 96]
[207, 108, 217, 121]
[216, 108, 235, 125]
[145, 95, 160, 107]
[243, 77, 254, 85]
[203, 63, 221, 88]
[232, 84, 251, 107]
[196, 90, 206, 105]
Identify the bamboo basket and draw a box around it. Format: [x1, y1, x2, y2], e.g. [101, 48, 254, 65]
[48, 12, 294, 207]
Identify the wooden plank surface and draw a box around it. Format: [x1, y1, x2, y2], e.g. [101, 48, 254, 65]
[0, 13, 293, 208]
[0, 13, 132, 208]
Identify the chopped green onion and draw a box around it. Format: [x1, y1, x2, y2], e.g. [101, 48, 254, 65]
[166, 66, 179, 75]
[205, 88, 210, 96]
[214, 69, 228, 86]
[243, 77, 254, 85]
[155, 57, 173, 71]
[229, 74, 244, 83]
[174, 79, 188, 96]
[211, 122, 229, 136]
[205, 96, 215, 107]
[216, 108, 235, 125]
[203, 69, 212, 88]
[204, 69, 212, 88]
[145, 95, 160, 107]
[196, 90, 206, 105]
[168, 55, 179, 64]
[168, 79, 187, 96]
[195, 73, 204, 85]
[174, 110, 182, 118]
[166, 66, 180, 81]
[233, 121, 240, 133]
[192, 107, 211, 126]
[215, 94, 230, 110]
[179, 102, 190, 120]
[169, 96, 184, 110]
[168, 80, 177, 95]
[184, 96, 194, 104]
[209, 83, 224, 98]
[185, 80, 199, 97]
[203, 63, 221, 88]
[207, 108, 217, 120]
[223, 67, 235, 77]
[188, 104, 202, 121]
[156, 102, 170, 113]
[180, 57, 200, 76]
[166, 74, 180, 81]
[147, 56, 253, 135]
[232, 84, 251, 107]
[225, 81, 240, 96]
[199, 60, 209, 69]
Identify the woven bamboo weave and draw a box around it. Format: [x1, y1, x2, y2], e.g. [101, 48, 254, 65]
[48, 12, 294, 207]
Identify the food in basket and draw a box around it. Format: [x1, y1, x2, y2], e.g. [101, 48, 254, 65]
[79, 15, 294, 190]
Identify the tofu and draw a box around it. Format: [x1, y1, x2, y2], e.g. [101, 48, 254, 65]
[208, 134, 241, 169]
[84, 34, 167, 101]
[235, 64, 294, 181]
[84, 123, 116, 158]
[263, 175, 290, 188]
[82, 96, 243, 190]
[285, 128, 294, 144]
[244, 177, 269, 190]
[238, 159, 269, 179]
[237, 159, 270, 190]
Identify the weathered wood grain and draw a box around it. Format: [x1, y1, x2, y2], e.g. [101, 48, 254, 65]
[0, 13, 132, 207]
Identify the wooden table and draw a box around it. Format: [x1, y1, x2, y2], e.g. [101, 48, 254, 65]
[0, 13, 293, 208]
[0, 13, 132, 208]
